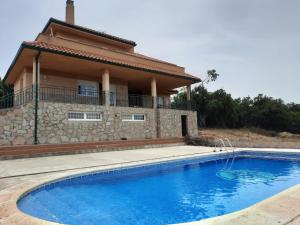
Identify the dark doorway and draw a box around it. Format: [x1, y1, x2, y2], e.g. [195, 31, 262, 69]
[128, 90, 143, 107]
[99, 82, 103, 105]
[181, 115, 187, 137]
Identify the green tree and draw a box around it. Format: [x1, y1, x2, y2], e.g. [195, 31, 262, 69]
[234, 97, 254, 128]
[205, 89, 237, 128]
[201, 69, 220, 86]
[250, 95, 291, 132]
[171, 89, 187, 110]
[172, 69, 300, 133]
[191, 85, 210, 127]
[172, 69, 220, 127]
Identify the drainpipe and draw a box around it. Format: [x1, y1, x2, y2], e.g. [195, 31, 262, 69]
[34, 52, 41, 145]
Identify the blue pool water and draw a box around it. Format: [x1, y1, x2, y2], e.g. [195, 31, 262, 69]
[18, 152, 300, 225]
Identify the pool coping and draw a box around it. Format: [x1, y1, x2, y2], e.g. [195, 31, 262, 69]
[1, 148, 300, 225]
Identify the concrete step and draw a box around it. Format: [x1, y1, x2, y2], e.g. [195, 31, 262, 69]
[0, 138, 185, 160]
[0, 138, 182, 151]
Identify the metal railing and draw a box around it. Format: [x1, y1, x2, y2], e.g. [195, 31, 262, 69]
[1, 85, 193, 110]
[0, 87, 33, 109]
[214, 137, 236, 170]
[116, 94, 154, 108]
[155, 96, 190, 110]
[40, 86, 105, 105]
[0, 93, 14, 109]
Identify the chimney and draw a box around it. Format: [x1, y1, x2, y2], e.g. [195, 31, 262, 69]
[66, 0, 75, 24]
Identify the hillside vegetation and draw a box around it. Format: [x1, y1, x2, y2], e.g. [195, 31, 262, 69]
[173, 85, 300, 134]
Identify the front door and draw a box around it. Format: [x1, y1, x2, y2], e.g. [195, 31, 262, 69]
[181, 115, 187, 137]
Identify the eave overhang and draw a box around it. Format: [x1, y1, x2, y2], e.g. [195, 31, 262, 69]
[3, 42, 201, 85]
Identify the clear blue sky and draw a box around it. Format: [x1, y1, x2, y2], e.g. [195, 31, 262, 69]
[0, 0, 299, 103]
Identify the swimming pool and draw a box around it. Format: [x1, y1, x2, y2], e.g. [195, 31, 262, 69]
[18, 151, 300, 225]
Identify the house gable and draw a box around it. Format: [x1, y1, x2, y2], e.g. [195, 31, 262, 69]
[38, 18, 136, 53]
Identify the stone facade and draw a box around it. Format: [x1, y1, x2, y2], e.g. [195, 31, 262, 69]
[37, 102, 157, 144]
[158, 109, 198, 138]
[0, 102, 198, 146]
[0, 104, 34, 146]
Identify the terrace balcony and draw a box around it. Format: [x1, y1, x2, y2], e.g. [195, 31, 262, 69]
[0, 86, 191, 110]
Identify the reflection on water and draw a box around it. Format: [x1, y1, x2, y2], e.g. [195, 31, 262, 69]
[18, 157, 300, 225]
[217, 169, 276, 183]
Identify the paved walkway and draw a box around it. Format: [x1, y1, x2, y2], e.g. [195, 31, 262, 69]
[1, 146, 300, 225]
[1, 146, 300, 191]
[0, 145, 213, 190]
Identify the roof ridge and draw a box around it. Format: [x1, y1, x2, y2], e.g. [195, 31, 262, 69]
[42, 18, 137, 47]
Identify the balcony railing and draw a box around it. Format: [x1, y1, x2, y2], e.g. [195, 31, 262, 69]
[0, 86, 191, 110]
[0, 87, 33, 109]
[116, 94, 154, 108]
[40, 86, 104, 105]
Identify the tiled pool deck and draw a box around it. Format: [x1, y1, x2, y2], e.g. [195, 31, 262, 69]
[0, 146, 300, 225]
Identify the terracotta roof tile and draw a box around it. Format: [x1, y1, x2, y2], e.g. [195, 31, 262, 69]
[23, 41, 200, 82]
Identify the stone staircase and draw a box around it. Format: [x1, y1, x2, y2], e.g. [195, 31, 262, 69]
[0, 138, 185, 160]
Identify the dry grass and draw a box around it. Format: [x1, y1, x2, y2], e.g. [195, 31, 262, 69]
[198, 128, 300, 148]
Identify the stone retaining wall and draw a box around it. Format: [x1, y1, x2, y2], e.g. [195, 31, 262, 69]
[37, 102, 157, 144]
[0, 102, 198, 145]
[0, 104, 34, 146]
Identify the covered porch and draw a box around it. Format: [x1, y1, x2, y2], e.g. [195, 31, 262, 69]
[2, 43, 197, 110]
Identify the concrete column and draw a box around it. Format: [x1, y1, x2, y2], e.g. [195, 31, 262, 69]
[187, 85, 191, 110]
[151, 77, 157, 108]
[102, 69, 110, 106]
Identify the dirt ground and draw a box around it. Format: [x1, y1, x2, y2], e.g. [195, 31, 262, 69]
[198, 128, 300, 149]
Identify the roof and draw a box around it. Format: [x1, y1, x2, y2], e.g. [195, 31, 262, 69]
[41, 18, 137, 47]
[3, 41, 201, 83]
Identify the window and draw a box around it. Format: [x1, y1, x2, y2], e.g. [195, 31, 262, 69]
[134, 114, 145, 121]
[86, 112, 101, 120]
[157, 96, 164, 108]
[78, 81, 97, 97]
[78, 84, 97, 97]
[110, 85, 117, 106]
[68, 112, 84, 120]
[122, 114, 145, 121]
[122, 114, 133, 121]
[110, 91, 116, 106]
[68, 112, 102, 121]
